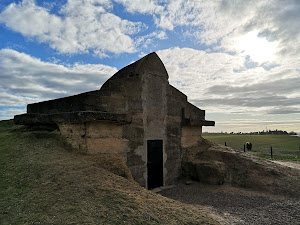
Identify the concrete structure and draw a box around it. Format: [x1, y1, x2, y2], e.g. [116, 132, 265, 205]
[15, 53, 214, 189]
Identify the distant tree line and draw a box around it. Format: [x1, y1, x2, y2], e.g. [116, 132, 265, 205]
[226, 129, 298, 135]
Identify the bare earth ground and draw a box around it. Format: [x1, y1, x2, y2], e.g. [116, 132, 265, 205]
[273, 160, 300, 170]
[160, 177, 300, 225]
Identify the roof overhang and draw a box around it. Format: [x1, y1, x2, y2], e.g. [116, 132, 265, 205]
[182, 118, 215, 126]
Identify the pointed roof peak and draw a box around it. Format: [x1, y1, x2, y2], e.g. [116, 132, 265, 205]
[106, 52, 168, 83]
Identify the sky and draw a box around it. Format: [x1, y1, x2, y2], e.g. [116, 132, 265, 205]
[0, 0, 299, 133]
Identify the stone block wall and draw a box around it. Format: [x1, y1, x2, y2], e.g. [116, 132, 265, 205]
[58, 121, 130, 160]
[59, 123, 87, 153]
[181, 126, 203, 148]
[27, 90, 105, 114]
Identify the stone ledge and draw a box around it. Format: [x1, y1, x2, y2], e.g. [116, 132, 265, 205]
[182, 118, 215, 126]
[14, 111, 130, 125]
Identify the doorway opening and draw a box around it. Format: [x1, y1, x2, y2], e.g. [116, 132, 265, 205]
[147, 140, 163, 189]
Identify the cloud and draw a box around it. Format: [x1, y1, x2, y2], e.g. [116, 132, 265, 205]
[0, 48, 117, 118]
[116, 0, 300, 62]
[0, 107, 27, 121]
[117, 0, 208, 31]
[211, 0, 300, 60]
[208, 77, 300, 98]
[194, 96, 300, 109]
[157, 47, 300, 116]
[267, 108, 300, 115]
[114, 0, 163, 14]
[0, 0, 145, 55]
[157, 47, 245, 96]
[135, 30, 167, 49]
[2, 0, 299, 62]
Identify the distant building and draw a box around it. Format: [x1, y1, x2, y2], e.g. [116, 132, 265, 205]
[15, 53, 214, 189]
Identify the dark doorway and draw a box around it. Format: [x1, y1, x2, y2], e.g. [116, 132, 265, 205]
[147, 140, 163, 189]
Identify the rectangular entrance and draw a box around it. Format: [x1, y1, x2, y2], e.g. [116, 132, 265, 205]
[147, 140, 164, 189]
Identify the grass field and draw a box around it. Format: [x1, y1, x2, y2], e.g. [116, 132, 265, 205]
[203, 134, 300, 161]
[0, 120, 218, 225]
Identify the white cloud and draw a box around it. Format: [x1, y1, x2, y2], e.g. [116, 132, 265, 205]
[114, 0, 163, 14]
[207, 0, 300, 61]
[116, 0, 300, 63]
[0, 49, 117, 118]
[3, 0, 299, 62]
[157, 47, 245, 95]
[0, 0, 145, 55]
[158, 47, 300, 132]
[0, 107, 27, 120]
[157, 47, 300, 118]
[135, 30, 167, 49]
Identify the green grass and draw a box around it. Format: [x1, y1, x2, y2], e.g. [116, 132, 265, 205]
[0, 120, 219, 225]
[203, 134, 300, 161]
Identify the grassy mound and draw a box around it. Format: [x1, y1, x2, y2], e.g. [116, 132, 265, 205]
[182, 139, 300, 198]
[0, 120, 219, 225]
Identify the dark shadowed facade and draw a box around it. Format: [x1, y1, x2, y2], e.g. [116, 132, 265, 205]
[15, 53, 214, 189]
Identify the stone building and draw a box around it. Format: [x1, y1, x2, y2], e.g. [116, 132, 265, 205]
[15, 52, 214, 189]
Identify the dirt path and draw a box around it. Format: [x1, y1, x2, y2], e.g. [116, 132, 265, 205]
[273, 160, 300, 170]
[159, 182, 300, 225]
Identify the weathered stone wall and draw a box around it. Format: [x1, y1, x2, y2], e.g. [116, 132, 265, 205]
[59, 122, 87, 153]
[164, 86, 186, 185]
[27, 90, 105, 114]
[99, 75, 142, 114]
[164, 86, 206, 184]
[101, 59, 146, 186]
[181, 126, 203, 148]
[102, 52, 170, 187]
[101, 58, 146, 186]
[58, 121, 129, 160]
[122, 118, 145, 186]
[185, 102, 205, 121]
[142, 70, 168, 187]
[85, 121, 129, 157]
